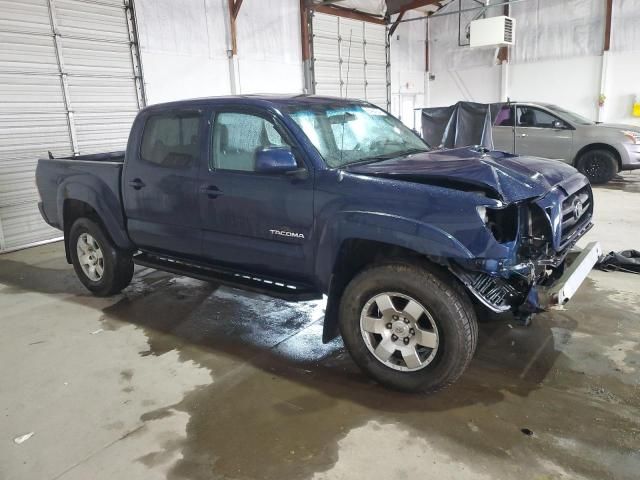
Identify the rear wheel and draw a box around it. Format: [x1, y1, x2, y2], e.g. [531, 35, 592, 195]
[339, 262, 478, 393]
[575, 149, 618, 184]
[69, 218, 133, 296]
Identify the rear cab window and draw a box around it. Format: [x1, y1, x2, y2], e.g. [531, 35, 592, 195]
[140, 111, 202, 168]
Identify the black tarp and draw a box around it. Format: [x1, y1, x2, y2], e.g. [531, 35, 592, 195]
[420, 101, 507, 150]
[597, 250, 640, 274]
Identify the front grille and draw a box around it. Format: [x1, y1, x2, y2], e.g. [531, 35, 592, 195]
[560, 185, 592, 245]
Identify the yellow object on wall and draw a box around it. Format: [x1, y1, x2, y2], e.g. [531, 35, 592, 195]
[634, 96, 640, 117]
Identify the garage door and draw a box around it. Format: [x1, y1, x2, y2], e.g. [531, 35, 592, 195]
[311, 12, 390, 110]
[0, 0, 144, 252]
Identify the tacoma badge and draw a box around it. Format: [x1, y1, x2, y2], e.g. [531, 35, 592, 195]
[269, 229, 305, 239]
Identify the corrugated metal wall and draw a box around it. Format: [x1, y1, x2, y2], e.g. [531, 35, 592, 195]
[311, 12, 390, 110]
[0, 0, 143, 252]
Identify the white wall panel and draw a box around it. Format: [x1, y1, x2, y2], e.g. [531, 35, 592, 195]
[0, 31, 59, 73]
[604, 51, 640, 127]
[55, 0, 130, 39]
[134, 0, 231, 104]
[0, 0, 52, 33]
[510, 56, 602, 120]
[421, 0, 640, 127]
[0, 0, 140, 251]
[389, 10, 426, 125]
[235, 0, 303, 94]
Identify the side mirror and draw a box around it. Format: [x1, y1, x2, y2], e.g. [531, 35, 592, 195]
[255, 147, 298, 174]
[552, 120, 564, 129]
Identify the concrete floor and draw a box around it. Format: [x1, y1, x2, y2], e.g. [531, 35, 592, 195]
[1, 172, 640, 480]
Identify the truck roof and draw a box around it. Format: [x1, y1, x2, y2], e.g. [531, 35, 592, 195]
[141, 94, 368, 113]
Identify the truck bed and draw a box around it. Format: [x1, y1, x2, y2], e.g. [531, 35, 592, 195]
[36, 151, 125, 232]
[48, 151, 125, 163]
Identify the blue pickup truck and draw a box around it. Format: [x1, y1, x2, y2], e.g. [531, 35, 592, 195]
[36, 95, 601, 392]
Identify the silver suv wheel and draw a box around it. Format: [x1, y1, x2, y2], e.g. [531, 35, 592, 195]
[76, 232, 104, 281]
[360, 292, 439, 371]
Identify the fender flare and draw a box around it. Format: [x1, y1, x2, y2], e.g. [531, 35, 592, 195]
[315, 210, 474, 289]
[57, 178, 134, 254]
[316, 211, 475, 343]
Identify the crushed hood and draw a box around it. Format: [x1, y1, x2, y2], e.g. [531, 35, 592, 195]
[345, 147, 581, 203]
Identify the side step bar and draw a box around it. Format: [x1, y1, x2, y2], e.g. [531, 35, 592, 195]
[133, 252, 322, 302]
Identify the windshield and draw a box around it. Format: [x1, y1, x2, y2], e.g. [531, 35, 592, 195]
[286, 103, 429, 168]
[546, 105, 594, 125]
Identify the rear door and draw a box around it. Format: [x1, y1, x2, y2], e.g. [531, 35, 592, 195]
[122, 109, 204, 256]
[492, 104, 516, 153]
[198, 107, 315, 281]
[514, 105, 574, 161]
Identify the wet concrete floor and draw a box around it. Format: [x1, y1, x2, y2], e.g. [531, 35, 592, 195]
[1, 173, 639, 480]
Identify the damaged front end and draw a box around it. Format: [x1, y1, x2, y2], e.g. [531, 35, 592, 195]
[450, 175, 601, 320]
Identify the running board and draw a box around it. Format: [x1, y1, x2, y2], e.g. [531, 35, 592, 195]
[133, 253, 321, 302]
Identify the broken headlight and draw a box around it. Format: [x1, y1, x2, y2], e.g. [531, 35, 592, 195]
[477, 204, 519, 244]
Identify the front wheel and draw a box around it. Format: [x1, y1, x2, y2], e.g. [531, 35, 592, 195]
[339, 262, 478, 393]
[69, 218, 134, 296]
[575, 149, 618, 184]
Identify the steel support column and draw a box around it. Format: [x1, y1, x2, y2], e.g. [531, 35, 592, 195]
[598, 0, 613, 122]
[301, 1, 315, 93]
[227, 0, 243, 94]
[125, 0, 146, 108]
[47, 0, 79, 155]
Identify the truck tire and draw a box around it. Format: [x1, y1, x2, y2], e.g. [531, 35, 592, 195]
[575, 149, 618, 184]
[338, 262, 477, 393]
[69, 217, 134, 296]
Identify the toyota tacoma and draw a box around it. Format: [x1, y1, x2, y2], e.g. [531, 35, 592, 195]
[35, 95, 601, 393]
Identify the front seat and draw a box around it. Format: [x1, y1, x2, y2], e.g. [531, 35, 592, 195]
[519, 109, 536, 127]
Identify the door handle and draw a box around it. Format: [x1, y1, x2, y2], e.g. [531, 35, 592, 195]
[128, 178, 145, 190]
[200, 185, 223, 199]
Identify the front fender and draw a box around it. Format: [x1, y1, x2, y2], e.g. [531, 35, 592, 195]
[314, 210, 474, 291]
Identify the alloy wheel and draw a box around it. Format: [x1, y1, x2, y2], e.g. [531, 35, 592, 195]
[360, 292, 439, 371]
[77, 233, 104, 281]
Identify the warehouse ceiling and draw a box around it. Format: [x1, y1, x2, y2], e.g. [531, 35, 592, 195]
[307, 0, 454, 18]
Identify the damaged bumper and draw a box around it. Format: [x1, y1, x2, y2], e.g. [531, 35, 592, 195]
[535, 241, 602, 309]
[452, 242, 602, 315]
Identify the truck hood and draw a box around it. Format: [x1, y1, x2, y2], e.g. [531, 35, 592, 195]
[345, 147, 580, 203]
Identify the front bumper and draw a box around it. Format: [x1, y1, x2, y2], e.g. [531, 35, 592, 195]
[452, 241, 602, 315]
[536, 241, 602, 308]
[621, 143, 640, 170]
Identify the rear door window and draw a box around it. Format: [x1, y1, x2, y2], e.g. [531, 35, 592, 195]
[141, 112, 201, 168]
[493, 105, 515, 127]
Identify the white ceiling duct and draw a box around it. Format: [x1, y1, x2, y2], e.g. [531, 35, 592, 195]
[334, 0, 387, 16]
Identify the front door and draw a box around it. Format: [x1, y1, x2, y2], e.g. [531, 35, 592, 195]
[199, 108, 315, 281]
[122, 109, 204, 256]
[514, 105, 574, 162]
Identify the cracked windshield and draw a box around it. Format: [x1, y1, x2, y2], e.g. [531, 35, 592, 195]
[288, 103, 429, 168]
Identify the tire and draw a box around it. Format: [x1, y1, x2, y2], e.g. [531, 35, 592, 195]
[338, 261, 477, 393]
[575, 149, 618, 184]
[69, 217, 134, 296]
